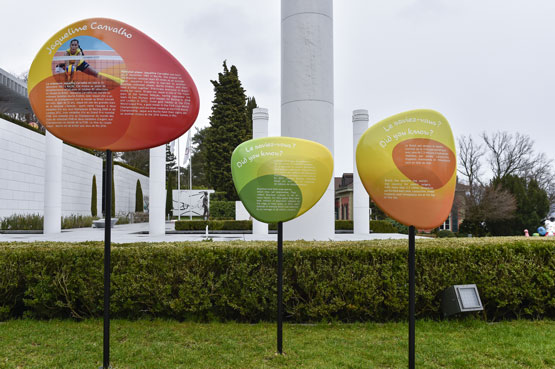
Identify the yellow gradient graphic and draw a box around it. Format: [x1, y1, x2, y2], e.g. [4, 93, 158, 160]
[356, 109, 456, 230]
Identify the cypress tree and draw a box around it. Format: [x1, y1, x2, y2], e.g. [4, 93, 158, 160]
[166, 175, 173, 218]
[91, 175, 97, 217]
[135, 179, 144, 212]
[245, 96, 257, 138]
[165, 143, 177, 217]
[186, 127, 210, 188]
[111, 174, 115, 218]
[204, 61, 254, 200]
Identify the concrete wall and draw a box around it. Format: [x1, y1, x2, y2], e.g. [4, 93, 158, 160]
[0, 117, 149, 218]
[114, 165, 149, 215]
[0, 119, 46, 217]
[61, 144, 102, 216]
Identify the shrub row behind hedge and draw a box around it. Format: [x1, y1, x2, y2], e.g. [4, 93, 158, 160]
[176, 220, 400, 233]
[175, 220, 251, 231]
[1, 214, 97, 230]
[1, 239, 554, 322]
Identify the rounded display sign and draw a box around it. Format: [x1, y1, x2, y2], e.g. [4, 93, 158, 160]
[28, 18, 199, 151]
[232, 137, 333, 223]
[356, 109, 456, 230]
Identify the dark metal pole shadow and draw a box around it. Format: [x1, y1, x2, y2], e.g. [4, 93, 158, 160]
[277, 221, 283, 354]
[409, 225, 415, 369]
[103, 150, 112, 369]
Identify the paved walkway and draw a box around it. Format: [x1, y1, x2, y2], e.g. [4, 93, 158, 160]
[0, 222, 414, 243]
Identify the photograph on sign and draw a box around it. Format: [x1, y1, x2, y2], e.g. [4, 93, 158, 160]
[50, 36, 124, 90]
[28, 18, 199, 151]
[231, 137, 333, 223]
[172, 190, 215, 217]
[356, 109, 456, 229]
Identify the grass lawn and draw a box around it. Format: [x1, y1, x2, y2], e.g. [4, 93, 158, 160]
[0, 319, 554, 368]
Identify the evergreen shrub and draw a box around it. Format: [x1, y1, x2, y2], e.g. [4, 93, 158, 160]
[111, 175, 115, 217]
[437, 230, 456, 238]
[210, 201, 235, 219]
[211, 192, 227, 201]
[91, 175, 97, 217]
[1, 239, 553, 322]
[135, 180, 144, 213]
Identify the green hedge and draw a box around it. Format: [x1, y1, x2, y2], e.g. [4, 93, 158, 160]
[371, 220, 398, 233]
[335, 220, 398, 233]
[174, 219, 399, 233]
[210, 201, 235, 219]
[1, 239, 554, 322]
[335, 220, 353, 230]
[175, 220, 251, 231]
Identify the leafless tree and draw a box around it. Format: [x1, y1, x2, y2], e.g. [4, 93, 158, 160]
[457, 135, 485, 197]
[463, 184, 517, 223]
[481, 131, 555, 202]
[521, 151, 555, 196]
[458, 131, 555, 226]
[481, 131, 535, 179]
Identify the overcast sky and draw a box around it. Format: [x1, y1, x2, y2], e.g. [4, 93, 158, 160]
[2, 0, 554, 177]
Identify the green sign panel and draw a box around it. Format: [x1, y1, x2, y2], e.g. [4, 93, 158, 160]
[232, 137, 333, 223]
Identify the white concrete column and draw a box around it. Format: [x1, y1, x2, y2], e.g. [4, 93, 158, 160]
[353, 109, 370, 234]
[44, 131, 62, 234]
[252, 108, 269, 235]
[149, 145, 166, 235]
[281, 0, 334, 240]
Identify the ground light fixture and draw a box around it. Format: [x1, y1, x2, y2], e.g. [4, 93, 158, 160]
[441, 284, 484, 317]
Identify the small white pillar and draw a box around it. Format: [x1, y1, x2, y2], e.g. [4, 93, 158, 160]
[252, 108, 269, 235]
[44, 131, 62, 234]
[281, 0, 334, 240]
[353, 110, 370, 234]
[149, 145, 166, 235]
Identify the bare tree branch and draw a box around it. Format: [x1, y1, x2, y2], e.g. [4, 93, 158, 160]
[481, 131, 534, 179]
[457, 135, 485, 195]
[464, 184, 517, 223]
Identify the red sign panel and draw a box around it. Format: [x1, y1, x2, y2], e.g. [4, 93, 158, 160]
[28, 18, 199, 151]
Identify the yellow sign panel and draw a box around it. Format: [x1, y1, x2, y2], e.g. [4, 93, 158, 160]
[356, 109, 456, 230]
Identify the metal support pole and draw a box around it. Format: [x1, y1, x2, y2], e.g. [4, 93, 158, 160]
[189, 153, 192, 220]
[103, 150, 112, 369]
[277, 221, 284, 354]
[177, 139, 181, 221]
[409, 225, 416, 369]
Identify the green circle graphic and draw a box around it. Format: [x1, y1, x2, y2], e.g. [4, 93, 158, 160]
[239, 174, 303, 223]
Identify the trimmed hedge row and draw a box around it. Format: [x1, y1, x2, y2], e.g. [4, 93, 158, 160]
[175, 219, 400, 233]
[175, 220, 251, 231]
[1, 239, 554, 322]
[336, 220, 399, 233]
